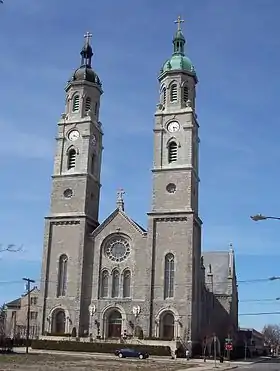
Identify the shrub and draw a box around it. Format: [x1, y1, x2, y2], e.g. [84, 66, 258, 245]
[31, 339, 171, 356]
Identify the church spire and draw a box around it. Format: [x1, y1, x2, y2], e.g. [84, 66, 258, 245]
[116, 189, 125, 211]
[80, 32, 93, 68]
[173, 16, 186, 56]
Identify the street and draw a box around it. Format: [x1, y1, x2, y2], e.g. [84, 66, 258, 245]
[237, 357, 280, 370]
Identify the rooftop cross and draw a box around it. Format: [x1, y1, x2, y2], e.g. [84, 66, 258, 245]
[174, 15, 184, 31]
[84, 31, 93, 45]
[116, 188, 125, 211]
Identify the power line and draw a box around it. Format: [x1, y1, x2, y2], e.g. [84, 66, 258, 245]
[0, 275, 279, 288]
[239, 311, 280, 316]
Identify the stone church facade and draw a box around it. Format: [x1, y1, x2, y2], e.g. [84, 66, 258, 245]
[38, 21, 238, 348]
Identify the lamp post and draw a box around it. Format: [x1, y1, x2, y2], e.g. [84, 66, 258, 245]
[250, 214, 280, 221]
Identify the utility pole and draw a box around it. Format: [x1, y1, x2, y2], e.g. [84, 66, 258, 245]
[22, 277, 35, 354]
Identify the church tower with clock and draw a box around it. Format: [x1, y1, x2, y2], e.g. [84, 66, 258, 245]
[40, 33, 103, 336]
[147, 16, 202, 342]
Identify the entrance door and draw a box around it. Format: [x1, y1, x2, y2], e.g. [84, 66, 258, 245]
[108, 310, 122, 338]
[161, 312, 174, 340]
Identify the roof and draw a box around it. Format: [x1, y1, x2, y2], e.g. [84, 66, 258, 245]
[6, 287, 39, 309]
[91, 208, 147, 238]
[6, 298, 21, 308]
[202, 251, 231, 295]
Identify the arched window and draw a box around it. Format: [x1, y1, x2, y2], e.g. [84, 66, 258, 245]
[164, 253, 175, 299]
[183, 86, 189, 102]
[85, 97, 91, 112]
[170, 84, 178, 102]
[94, 102, 98, 115]
[72, 95, 80, 112]
[168, 142, 178, 163]
[161, 86, 166, 105]
[101, 270, 109, 298]
[57, 254, 68, 297]
[112, 270, 120, 298]
[67, 148, 76, 169]
[123, 269, 131, 298]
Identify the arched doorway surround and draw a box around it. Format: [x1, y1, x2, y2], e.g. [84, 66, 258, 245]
[47, 305, 71, 334]
[155, 307, 180, 340]
[102, 304, 127, 339]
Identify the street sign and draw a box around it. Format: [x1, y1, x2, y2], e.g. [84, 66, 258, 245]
[225, 338, 232, 342]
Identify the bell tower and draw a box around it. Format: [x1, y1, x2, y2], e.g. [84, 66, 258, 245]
[40, 33, 103, 337]
[147, 17, 202, 343]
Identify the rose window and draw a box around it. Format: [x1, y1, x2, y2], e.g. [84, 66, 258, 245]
[105, 238, 130, 262]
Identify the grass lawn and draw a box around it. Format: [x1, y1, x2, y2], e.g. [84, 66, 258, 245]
[0, 353, 197, 370]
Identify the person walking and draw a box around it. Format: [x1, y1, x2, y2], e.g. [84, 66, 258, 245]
[185, 349, 190, 360]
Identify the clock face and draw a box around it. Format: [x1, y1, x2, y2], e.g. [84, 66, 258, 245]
[167, 121, 180, 133]
[68, 130, 80, 141]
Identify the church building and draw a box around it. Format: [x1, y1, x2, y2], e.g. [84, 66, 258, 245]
[38, 18, 238, 349]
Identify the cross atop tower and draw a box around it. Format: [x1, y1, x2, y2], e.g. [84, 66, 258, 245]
[174, 16, 184, 31]
[84, 31, 93, 45]
[116, 188, 125, 211]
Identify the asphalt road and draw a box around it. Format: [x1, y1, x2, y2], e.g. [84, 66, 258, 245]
[237, 357, 280, 370]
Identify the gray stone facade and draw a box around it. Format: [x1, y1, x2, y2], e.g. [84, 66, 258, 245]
[34, 26, 239, 349]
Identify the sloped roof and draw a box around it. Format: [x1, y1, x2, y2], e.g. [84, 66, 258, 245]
[91, 208, 147, 238]
[6, 298, 21, 308]
[202, 251, 230, 295]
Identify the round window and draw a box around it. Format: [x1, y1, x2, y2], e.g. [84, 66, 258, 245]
[63, 188, 73, 198]
[166, 183, 176, 194]
[105, 238, 130, 262]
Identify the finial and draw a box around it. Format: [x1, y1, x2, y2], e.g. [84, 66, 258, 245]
[84, 31, 93, 46]
[80, 32, 93, 68]
[174, 15, 185, 31]
[116, 188, 125, 211]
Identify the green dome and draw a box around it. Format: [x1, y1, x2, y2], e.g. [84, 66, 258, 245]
[159, 19, 196, 77]
[161, 54, 195, 74]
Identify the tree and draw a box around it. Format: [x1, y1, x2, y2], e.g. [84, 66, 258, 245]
[0, 304, 6, 338]
[262, 324, 280, 349]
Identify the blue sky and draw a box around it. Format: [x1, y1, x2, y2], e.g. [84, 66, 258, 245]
[1, 0, 280, 331]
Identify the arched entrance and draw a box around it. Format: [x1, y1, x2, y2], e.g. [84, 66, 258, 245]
[107, 310, 122, 338]
[160, 312, 174, 340]
[51, 309, 66, 334]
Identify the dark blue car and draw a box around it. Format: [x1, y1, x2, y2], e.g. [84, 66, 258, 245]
[114, 348, 149, 359]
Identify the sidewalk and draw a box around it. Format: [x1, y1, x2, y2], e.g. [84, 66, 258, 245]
[176, 359, 238, 371]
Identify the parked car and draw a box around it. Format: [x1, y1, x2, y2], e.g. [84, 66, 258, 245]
[114, 348, 149, 359]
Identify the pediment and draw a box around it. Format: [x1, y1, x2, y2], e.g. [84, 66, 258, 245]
[91, 208, 146, 239]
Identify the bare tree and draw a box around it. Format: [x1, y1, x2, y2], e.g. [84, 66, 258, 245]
[263, 324, 280, 352]
[0, 244, 22, 253]
[0, 304, 6, 338]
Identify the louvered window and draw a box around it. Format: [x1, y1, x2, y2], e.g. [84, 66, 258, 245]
[72, 95, 79, 112]
[85, 97, 91, 112]
[68, 148, 76, 169]
[168, 142, 178, 163]
[162, 87, 166, 105]
[183, 86, 189, 102]
[170, 84, 178, 102]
